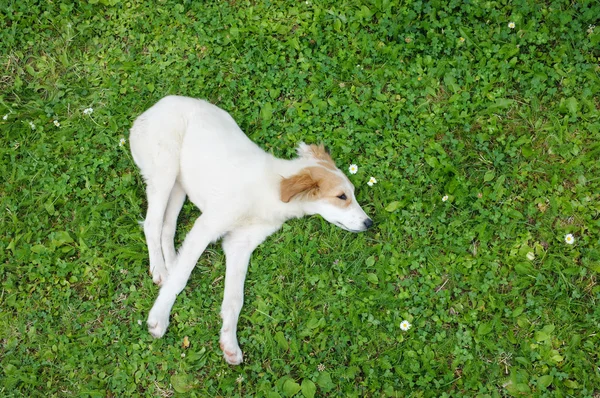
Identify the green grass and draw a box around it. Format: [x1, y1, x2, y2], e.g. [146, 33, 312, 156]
[1, 0, 599, 396]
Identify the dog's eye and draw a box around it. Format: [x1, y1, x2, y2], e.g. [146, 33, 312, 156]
[337, 194, 347, 200]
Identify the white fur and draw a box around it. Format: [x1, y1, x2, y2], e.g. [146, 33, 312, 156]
[130, 95, 372, 365]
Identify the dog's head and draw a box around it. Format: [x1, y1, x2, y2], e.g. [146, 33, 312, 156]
[280, 143, 373, 232]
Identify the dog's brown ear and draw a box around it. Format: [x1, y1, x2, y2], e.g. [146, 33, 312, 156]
[280, 170, 319, 203]
[297, 142, 332, 161]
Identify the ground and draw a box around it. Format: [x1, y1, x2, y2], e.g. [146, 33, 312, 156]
[1, 0, 599, 396]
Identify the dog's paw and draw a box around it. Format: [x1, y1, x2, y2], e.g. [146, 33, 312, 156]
[152, 272, 167, 286]
[147, 310, 169, 338]
[220, 340, 243, 365]
[149, 265, 168, 286]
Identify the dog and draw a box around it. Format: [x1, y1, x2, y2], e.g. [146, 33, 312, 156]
[129, 95, 372, 365]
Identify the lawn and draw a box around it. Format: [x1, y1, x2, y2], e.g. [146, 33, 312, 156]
[1, 0, 599, 396]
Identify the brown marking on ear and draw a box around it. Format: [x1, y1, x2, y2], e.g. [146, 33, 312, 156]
[281, 165, 353, 206]
[308, 144, 337, 170]
[309, 144, 331, 161]
[280, 170, 320, 203]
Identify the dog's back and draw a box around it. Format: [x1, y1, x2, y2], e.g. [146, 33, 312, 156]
[130, 96, 270, 210]
[130, 96, 262, 182]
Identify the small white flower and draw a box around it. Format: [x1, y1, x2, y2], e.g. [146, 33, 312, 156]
[180, 353, 186, 358]
[119, 137, 126, 147]
[508, 22, 516, 29]
[526, 252, 535, 261]
[53, 120, 60, 127]
[400, 320, 412, 331]
[565, 234, 575, 245]
[137, 319, 142, 326]
[459, 37, 465, 43]
[588, 25, 595, 34]
[83, 107, 94, 115]
[367, 176, 377, 187]
[2, 114, 8, 121]
[236, 375, 244, 383]
[29, 121, 36, 130]
[348, 164, 358, 174]
[442, 195, 449, 202]
[317, 363, 325, 372]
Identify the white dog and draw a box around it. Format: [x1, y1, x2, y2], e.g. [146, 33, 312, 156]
[130, 95, 372, 365]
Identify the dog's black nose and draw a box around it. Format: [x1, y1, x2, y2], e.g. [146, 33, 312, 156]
[364, 218, 374, 229]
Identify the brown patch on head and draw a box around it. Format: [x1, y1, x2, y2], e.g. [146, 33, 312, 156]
[280, 166, 352, 207]
[280, 170, 319, 203]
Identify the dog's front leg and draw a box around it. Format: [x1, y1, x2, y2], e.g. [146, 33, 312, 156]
[147, 215, 223, 338]
[220, 224, 279, 365]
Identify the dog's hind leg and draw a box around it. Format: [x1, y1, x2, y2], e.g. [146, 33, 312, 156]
[144, 178, 176, 286]
[161, 181, 186, 271]
[131, 112, 182, 286]
[219, 224, 279, 365]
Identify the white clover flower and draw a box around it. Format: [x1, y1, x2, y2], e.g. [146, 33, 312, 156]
[400, 320, 412, 331]
[119, 137, 126, 147]
[367, 176, 377, 187]
[53, 120, 60, 127]
[317, 363, 325, 372]
[588, 25, 595, 34]
[180, 353, 186, 358]
[348, 164, 358, 174]
[236, 375, 244, 383]
[526, 252, 535, 261]
[83, 107, 94, 115]
[508, 22, 516, 29]
[29, 121, 36, 130]
[2, 114, 8, 121]
[565, 234, 575, 245]
[442, 195, 449, 202]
